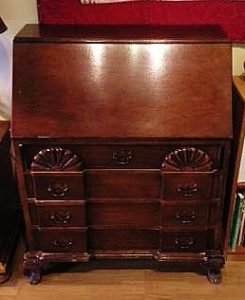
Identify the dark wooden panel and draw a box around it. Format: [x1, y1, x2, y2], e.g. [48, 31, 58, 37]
[12, 40, 232, 139]
[33, 228, 87, 253]
[161, 172, 214, 200]
[209, 201, 222, 227]
[86, 170, 161, 198]
[31, 172, 85, 200]
[89, 227, 159, 251]
[88, 200, 160, 226]
[25, 173, 34, 198]
[28, 202, 38, 225]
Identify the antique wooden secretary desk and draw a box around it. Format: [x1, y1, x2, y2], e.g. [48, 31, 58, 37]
[11, 24, 234, 284]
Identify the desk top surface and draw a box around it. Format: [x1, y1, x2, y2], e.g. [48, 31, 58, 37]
[15, 24, 229, 44]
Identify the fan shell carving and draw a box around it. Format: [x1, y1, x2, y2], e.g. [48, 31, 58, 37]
[162, 147, 213, 171]
[31, 147, 82, 171]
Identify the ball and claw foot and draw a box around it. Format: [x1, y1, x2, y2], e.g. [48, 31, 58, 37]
[207, 269, 222, 284]
[201, 251, 224, 284]
[29, 269, 42, 285]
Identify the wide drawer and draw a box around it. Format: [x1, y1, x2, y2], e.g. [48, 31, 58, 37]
[80, 145, 168, 169]
[29, 201, 86, 227]
[21, 144, 224, 170]
[89, 227, 160, 250]
[31, 172, 85, 200]
[161, 172, 214, 200]
[33, 228, 87, 253]
[160, 231, 207, 252]
[88, 199, 160, 226]
[161, 202, 208, 228]
[86, 170, 161, 198]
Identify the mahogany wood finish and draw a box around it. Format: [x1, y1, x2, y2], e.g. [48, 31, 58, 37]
[12, 25, 232, 139]
[12, 24, 233, 284]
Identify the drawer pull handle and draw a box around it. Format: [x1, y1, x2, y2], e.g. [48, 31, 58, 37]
[53, 239, 73, 249]
[48, 183, 69, 197]
[112, 150, 133, 165]
[175, 238, 195, 249]
[175, 210, 196, 224]
[50, 211, 71, 224]
[177, 184, 198, 197]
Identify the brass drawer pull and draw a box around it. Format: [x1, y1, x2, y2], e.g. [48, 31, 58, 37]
[52, 238, 73, 249]
[112, 150, 133, 165]
[175, 238, 195, 249]
[177, 184, 198, 197]
[50, 211, 71, 225]
[47, 183, 69, 198]
[175, 210, 196, 224]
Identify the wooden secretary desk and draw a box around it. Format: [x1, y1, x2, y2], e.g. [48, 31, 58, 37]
[11, 24, 233, 284]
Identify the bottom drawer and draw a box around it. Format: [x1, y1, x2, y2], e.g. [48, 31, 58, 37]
[161, 231, 207, 252]
[33, 228, 87, 253]
[89, 227, 160, 251]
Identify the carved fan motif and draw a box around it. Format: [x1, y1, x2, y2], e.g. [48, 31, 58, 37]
[162, 147, 213, 171]
[31, 147, 82, 171]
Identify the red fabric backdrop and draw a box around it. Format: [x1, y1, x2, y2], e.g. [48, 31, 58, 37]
[37, 0, 245, 41]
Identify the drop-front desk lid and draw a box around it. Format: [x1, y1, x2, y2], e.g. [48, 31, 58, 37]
[12, 24, 232, 139]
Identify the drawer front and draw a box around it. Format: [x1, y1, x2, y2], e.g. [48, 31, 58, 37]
[161, 231, 207, 252]
[33, 228, 87, 253]
[88, 200, 160, 226]
[89, 227, 160, 250]
[161, 202, 208, 228]
[79, 145, 167, 169]
[29, 202, 86, 227]
[32, 172, 85, 200]
[81, 145, 223, 170]
[86, 170, 161, 198]
[22, 144, 224, 170]
[162, 173, 213, 200]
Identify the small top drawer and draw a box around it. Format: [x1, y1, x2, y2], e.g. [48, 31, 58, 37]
[21, 144, 225, 170]
[31, 172, 85, 200]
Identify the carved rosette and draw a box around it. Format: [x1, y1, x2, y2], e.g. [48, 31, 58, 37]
[31, 147, 82, 171]
[162, 147, 213, 171]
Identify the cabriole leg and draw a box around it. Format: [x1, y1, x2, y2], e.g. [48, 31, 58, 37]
[23, 251, 43, 285]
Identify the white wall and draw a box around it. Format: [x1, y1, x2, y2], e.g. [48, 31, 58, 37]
[232, 45, 245, 181]
[233, 45, 245, 76]
[0, 0, 38, 118]
[0, 0, 245, 180]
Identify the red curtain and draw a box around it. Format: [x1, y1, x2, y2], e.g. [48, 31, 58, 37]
[37, 0, 245, 41]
